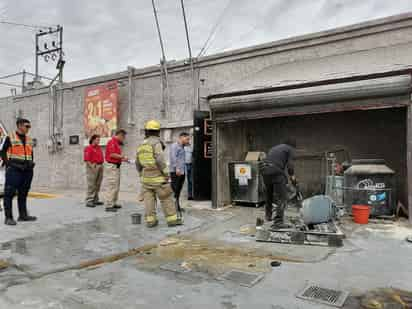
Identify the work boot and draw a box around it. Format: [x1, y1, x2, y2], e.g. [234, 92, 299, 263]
[167, 217, 183, 227]
[113, 204, 122, 209]
[146, 220, 158, 228]
[270, 220, 291, 230]
[105, 207, 117, 212]
[86, 202, 96, 208]
[5, 218, 17, 226]
[18, 215, 37, 222]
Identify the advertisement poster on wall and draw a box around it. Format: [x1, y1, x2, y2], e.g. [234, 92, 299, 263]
[84, 81, 118, 145]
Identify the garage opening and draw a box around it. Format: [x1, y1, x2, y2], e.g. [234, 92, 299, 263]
[217, 108, 406, 206]
[210, 74, 411, 212]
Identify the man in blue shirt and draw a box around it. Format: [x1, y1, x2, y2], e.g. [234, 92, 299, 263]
[169, 132, 190, 213]
[184, 143, 193, 200]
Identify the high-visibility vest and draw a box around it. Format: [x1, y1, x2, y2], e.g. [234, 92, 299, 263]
[7, 132, 33, 161]
[137, 138, 166, 184]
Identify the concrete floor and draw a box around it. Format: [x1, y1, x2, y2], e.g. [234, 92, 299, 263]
[0, 192, 411, 308]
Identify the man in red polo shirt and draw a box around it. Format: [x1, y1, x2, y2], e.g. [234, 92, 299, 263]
[84, 134, 104, 208]
[104, 129, 128, 212]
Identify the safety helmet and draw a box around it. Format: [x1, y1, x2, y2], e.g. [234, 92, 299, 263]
[145, 120, 161, 131]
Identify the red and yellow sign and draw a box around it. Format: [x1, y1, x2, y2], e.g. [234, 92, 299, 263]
[84, 81, 118, 144]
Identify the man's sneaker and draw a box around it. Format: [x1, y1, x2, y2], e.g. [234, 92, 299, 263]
[86, 202, 96, 208]
[167, 218, 183, 227]
[18, 216, 37, 222]
[105, 207, 117, 212]
[5, 218, 17, 226]
[94, 201, 104, 206]
[146, 220, 159, 228]
[113, 204, 122, 209]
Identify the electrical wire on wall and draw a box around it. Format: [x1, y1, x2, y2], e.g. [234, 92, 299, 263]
[197, 0, 234, 58]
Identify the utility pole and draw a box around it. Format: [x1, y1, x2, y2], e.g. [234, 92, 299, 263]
[180, 0, 198, 110]
[151, 0, 169, 115]
[35, 25, 65, 150]
[35, 25, 65, 84]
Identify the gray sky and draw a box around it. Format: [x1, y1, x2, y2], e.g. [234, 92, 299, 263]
[1, 0, 412, 96]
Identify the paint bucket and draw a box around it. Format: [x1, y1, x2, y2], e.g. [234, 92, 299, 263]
[131, 213, 142, 225]
[352, 205, 370, 224]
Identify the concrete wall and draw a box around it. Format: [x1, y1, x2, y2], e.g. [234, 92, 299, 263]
[1, 14, 412, 195]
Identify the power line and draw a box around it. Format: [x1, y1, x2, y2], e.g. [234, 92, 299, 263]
[216, 21, 261, 52]
[0, 71, 53, 81]
[180, 0, 197, 110]
[0, 81, 21, 88]
[0, 20, 50, 30]
[151, 0, 170, 115]
[156, 0, 204, 13]
[0, 72, 22, 80]
[197, 0, 233, 58]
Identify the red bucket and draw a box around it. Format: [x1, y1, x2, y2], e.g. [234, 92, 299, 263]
[352, 205, 370, 224]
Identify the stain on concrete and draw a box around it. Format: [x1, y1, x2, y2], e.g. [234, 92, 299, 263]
[221, 301, 237, 309]
[128, 236, 306, 287]
[358, 288, 412, 308]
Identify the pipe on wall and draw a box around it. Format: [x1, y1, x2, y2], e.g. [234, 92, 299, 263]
[209, 75, 412, 115]
[127, 66, 135, 126]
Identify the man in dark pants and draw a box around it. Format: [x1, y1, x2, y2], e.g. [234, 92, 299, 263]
[261, 139, 297, 227]
[169, 132, 190, 214]
[1, 118, 37, 226]
[184, 142, 193, 200]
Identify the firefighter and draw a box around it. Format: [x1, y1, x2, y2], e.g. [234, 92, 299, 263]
[1, 118, 37, 225]
[136, 120, 183, 228]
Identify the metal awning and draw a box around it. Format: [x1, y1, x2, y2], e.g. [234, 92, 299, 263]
[209, 74, 411, 122]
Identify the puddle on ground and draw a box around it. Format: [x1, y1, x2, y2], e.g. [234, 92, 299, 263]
[357, 288, 412, 309]
[0, 214, 147, 276]
[340, 288, 412, 309]
[134, 236, 302, 278]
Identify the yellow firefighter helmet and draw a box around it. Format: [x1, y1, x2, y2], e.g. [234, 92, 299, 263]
[145, 120, 161, 131]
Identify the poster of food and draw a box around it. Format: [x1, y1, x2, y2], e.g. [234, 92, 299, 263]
[84, 81, 118, 145]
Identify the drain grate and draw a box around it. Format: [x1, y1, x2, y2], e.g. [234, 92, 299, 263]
[217, 270, 264, 287]
[297, 285, 349, 307]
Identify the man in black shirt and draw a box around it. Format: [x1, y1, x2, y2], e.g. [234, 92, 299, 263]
[261, 139, 297, 227]
[1, 118, 36, 225]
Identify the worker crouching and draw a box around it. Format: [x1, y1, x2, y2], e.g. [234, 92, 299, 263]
[136, 120, 183, 228]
